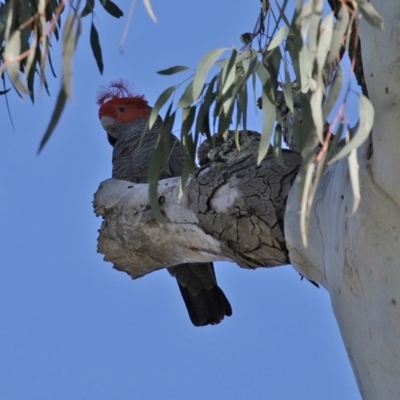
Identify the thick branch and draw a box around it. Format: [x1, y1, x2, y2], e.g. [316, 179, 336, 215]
[94, 139, 302, 279]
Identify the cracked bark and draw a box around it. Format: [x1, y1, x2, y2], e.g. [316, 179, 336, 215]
[94, 132, 302, 279]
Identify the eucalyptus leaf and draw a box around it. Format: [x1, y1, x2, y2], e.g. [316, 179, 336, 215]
[100, 0, 123, 18]
[4, 30, 30, 94]
[266, 26, 288, 51]
[193, 48, 226, 101]
[273, 123, 284, 166]
[143, 0, 157, 23]
[322, 65, 343, 120]
[81, 0, 95, 17]
[329, 95, 374, 163]
[257, 90, 276, 164]
[177, 80, 194, 108]
[357, 0, 383, 30]
[157, 65, 190, 75]
[149, 85, 175, 128]
[38, 87, 67, 152]
[90, 22, 104, 74]
[326, 5, 349, 65]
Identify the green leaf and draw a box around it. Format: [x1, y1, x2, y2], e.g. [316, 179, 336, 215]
[316, 12, 334, 70]
[322, 65, 343, 120]
[38, 87, 67, 152]
[62, 13, 81, 99]
[180, 106, 197, 194]
[81, 0, 95, 16]
[143, 0, 157, 23]
[283, 66, 294, 112]
[157, 65, 190, 75]
[149, 85, 175, 128]
[148, 104, 176, 224]
[329, 95, 374, 163]
[357, 0, 383, 30]
[0, 88, 11, 95]
[237, 83, 248, 131]
[90, 22, 104, 74]
[307, 2, 321, 69]
[195, 76, 217, 140]
[326, 5, 349, 65]
[100, 0, 123, 18]
[4, 30, 30, 94]
[220, 50, 238, 114]
[177, 80, 194, 108]
[193, 48, 226, 101]
[273, 123, 284, 166]
[258, 89, 276, 164]
[266, 26, 288, 51]
[298, 42, 311, 93]
[310, 87, 324, 142]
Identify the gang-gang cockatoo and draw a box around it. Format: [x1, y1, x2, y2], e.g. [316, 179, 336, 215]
[97, 80, 232, 326]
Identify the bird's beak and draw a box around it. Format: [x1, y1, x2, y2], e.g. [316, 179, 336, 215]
[100, 116, 115, 131]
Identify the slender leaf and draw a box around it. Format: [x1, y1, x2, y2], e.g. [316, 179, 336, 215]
[157, 65, 190, 75]
[149, 85, 175, 128]
[62, 13, 81, 98]
[100, 0, 123, 18]
[357, 0, 383, 30]
[177, 80, 194, 108]
[326, 5, 349, 64]
[38, 87, 67, 152]
[90, 22, 104, 74]
[273, 123, 284, 166]
[195, 76, 217, 140]
[329, 95, 374, 163]
[298, 41, 311, 93]
[180, 106, 197, 193]
[148, 104, 176, 224]
[310, 87, 324, 142]
[316, 12, 334, 70]
[143, 0, 157, 23]
[193, 48, 226, 101]
[81, 0, 95, 17]
[283, 66, 294, 112]
[258, 90, 276, 164]
[267, 26, 288, 51]
[237, 83, 248, 131]
[322, 64, 343, 120]
[4, 30, 29, 94]
[0, 88, 11, 95]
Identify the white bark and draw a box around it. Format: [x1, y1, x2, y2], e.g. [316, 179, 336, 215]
[285, 2, 400, 398]
[94, 178, 231, 278]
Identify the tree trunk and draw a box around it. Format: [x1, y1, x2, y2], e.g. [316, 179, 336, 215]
[286, 2, 400, 397]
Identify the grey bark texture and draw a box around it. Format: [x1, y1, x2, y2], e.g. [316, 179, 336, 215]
[94, 131, 303, 279]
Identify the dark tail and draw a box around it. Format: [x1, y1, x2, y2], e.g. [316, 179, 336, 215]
[168, 263, 232, 327]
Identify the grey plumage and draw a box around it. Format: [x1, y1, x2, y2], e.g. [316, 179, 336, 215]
[107, 115, 232, 326]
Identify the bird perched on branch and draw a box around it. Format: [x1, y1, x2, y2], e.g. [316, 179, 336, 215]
[97, 80, 232, 326]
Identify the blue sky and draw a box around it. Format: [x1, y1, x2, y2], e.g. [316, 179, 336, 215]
[0, 0, 360, 398]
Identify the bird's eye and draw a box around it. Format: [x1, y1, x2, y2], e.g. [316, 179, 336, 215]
[118, 106, 125, 113]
